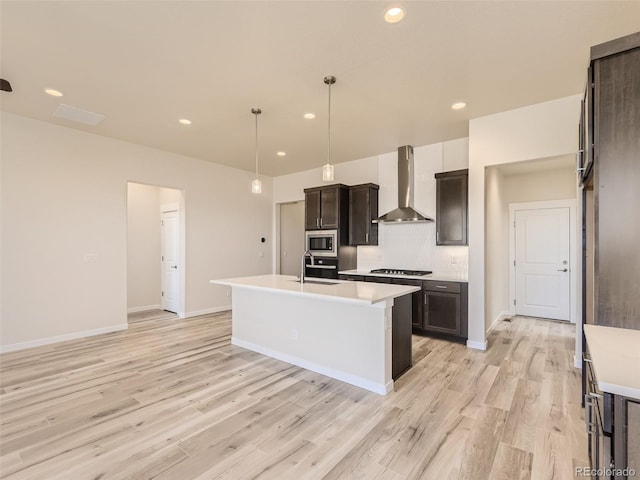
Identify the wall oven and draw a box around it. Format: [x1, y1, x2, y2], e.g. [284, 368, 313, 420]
[305, 230, 337, 257]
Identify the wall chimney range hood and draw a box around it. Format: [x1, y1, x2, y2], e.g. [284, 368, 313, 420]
[373, 145, 434, 224]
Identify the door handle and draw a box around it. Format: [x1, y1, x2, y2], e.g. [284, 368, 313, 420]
[557, 268, 568, 272]
[171, 265, 178, 269]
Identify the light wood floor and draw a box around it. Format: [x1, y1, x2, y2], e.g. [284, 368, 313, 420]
[0, 312, 588, 479]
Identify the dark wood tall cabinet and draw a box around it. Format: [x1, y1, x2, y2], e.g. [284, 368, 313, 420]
[581, 31, 640, 479]
[582, 32, 640, 331]
[348, 183, 379, 246]
[435, 169, 468, 246]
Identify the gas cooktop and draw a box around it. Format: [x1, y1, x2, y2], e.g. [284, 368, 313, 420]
[370, 268, 432, 276]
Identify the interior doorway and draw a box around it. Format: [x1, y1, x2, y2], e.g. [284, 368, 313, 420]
[278, 201, 305, 276]
[127, 182, 184, 319]
[509, 199, 576, 322]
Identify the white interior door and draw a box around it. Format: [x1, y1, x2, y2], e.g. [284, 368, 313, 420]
[161, 210, 179, 313]
[514, 207, 570, 321]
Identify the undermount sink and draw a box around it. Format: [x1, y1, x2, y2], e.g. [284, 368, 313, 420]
[291, 279, 339, 285]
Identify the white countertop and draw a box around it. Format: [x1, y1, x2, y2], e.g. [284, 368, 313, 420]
[211, 274, 420, 305]
[584, 324, 640, 400]
[338, 269, 468, 283]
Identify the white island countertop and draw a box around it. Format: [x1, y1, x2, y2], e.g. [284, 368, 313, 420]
[584, 324, 640, 400]
[211, 274, 420, 305]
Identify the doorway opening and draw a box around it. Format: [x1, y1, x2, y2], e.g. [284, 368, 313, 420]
[126, 182, 185, 321]
[276, 201, 305, 276]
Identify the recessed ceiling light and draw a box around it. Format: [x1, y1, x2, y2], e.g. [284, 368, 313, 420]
[451, 102, 467, 110]
[276, 151, 287, 157]
[45, 88, 63, 97]
[179, 118, 192, 125]
[384, 6, 405, 23]
[303, 113, 316, 119]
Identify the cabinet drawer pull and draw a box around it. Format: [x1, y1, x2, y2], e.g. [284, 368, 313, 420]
[435, 285, 447, 289]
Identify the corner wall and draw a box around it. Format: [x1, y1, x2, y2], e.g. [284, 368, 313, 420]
[468, 95, 581, 349]
[0, 113, 273, 351]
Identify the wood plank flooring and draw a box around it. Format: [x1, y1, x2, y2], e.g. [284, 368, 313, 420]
[0, 312, 588, 479]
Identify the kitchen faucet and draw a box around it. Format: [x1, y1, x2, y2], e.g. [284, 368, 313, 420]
[300, 250, 314, 284]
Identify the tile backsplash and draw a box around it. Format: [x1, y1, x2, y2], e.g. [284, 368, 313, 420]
[357, 222, 468, 278]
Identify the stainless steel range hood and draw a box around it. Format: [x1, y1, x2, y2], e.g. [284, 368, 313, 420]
[373, 145, 434, 224]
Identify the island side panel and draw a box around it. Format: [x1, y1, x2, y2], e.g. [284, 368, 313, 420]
[229, 287, 393, 395]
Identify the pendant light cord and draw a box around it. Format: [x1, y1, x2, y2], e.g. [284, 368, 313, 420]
[327, 81, 332, 166]
[324, 75, 336, 168]
[255, 112, 259, 178]
[251, 107, 261, 179]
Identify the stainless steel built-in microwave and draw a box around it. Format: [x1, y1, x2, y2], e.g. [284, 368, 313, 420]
[305, 230, 338, 257]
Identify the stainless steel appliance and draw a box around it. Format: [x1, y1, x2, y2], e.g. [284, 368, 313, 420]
[373, 146, 434, 224]
[305, 229, 337, 257]
[370, 268, 432, 276]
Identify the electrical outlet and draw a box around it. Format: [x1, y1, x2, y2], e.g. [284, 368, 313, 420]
[226, 289, 231, 297]
[84, 254, 98, 263]
[258, 251, 264, 257]
[291, 328, 298, 341]
[451, 256, 457, 264]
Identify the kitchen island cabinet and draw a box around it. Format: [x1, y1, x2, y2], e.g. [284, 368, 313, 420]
[211, 275, 419, 395]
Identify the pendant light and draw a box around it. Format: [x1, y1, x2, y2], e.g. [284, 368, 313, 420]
[251, 107, 262, 194]
[322, 75, 336, 182]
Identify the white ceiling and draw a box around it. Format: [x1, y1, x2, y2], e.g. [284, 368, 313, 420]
[1, 1, 638, 177]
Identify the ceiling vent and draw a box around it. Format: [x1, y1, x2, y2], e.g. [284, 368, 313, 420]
[54, 104, 105, 126]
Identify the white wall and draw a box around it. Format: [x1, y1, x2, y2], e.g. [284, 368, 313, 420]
[0, 112, 273, 351]
[485, 166, 510, 332]
[468, 95, 581, 349]
[273, 138, 470, 278]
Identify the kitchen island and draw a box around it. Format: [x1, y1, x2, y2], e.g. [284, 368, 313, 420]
[210, 274, 420, 395]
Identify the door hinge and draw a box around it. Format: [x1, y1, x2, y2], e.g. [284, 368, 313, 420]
[513, 299, 516, 306]
[161, 220, 164, 226]
[162, 255, 164, 261]
[162, 291, 164, 297]
[513, 260, 516, 267]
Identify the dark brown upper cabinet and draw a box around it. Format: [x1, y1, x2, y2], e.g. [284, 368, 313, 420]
[348, 183, 379, 245]
[435, 169, 468, 245]
[304, 184, 349, 231]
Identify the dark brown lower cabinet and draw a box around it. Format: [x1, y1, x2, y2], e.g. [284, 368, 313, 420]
[391, 293, 412, 379]
[422, 281, 468, 339]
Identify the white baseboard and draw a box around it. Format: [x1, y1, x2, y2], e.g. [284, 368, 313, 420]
[183, 305, 231, 319]
[127, 304, 161, 314]
[487, 311, 511, 334]
[0, 323, 128, 354]
[466, 339, 488, 351]
[232, 337, 393, 395]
